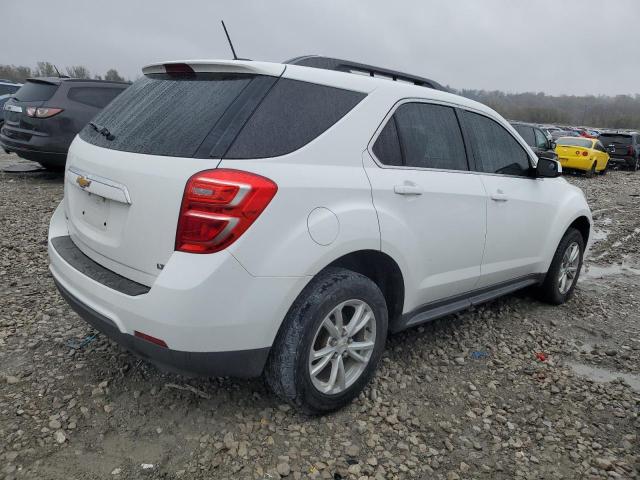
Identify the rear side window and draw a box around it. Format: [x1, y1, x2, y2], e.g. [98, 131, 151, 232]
[14, 81, 58, 102]
[513, 125, 535, 147]
[372, 119, 402, 166]
[79, 74, 254, 158]
[224, 79, 365, 159]
[68, 86, 126, 108]
[393, 103, 467, 170]
[465, 111, 531, 176]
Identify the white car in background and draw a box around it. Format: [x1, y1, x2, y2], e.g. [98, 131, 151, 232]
[48, 56, 591, 414]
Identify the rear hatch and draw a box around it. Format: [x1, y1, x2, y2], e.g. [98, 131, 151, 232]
[2, 79, 59, 143]
[63, 61, 285, 286]
[598, 134, 633, 158]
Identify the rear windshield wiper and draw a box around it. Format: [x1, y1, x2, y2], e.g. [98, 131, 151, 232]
[89, 121, 115, 141]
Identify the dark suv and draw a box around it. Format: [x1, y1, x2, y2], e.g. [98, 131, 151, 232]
[1, 78, 128, 170]
[0, 80, 22, 128]
[598, 132, 640, 171]
[510, 122, 558, 162]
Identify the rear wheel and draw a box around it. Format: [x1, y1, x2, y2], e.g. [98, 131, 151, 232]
[265, 267, 388, 414]
[630, 157, 639, 172]
[538, 228, 584, 305]
[585, 161, 596, 178]
[599, 163, 608, 175]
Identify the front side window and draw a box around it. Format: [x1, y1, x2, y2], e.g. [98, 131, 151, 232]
[383, 102, 468, 170]
[465, 111, 531, 176]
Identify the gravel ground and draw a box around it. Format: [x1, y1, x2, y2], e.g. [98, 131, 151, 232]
[0, 153, 638, 480]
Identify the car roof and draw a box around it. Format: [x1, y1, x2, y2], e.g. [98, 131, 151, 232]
[144, 59, 498, 119]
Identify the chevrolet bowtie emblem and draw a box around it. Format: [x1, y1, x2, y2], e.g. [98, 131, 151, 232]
[76, 176, 91, 188]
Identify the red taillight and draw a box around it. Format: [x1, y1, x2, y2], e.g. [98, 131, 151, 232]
[582, 151, 588, 157]
[628, 146, 634, 156]
[176, 169, 277, 254]
[25, 107, 63, 118]
[134, 330, 168, 348]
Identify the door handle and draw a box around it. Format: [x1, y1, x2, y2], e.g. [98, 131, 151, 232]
[394, 184, 423, 196]
[490, 191, 508, 202]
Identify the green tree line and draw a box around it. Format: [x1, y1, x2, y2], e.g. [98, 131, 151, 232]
[0, 62, 128, 83]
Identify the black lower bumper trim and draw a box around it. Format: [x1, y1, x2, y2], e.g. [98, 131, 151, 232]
[51, 236, 150, 296]
[54, 278, 271, 378]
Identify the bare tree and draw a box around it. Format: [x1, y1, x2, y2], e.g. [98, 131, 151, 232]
[33, 61, 59, 77]
[104, 69, 124, 82]
[66, 65, 91, 79]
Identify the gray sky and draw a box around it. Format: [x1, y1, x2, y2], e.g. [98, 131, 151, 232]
[5, 0, 639, 96]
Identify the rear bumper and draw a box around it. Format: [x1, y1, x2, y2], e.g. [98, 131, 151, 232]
[54, 278, 271, 377]
[558, 157, 594, 172]
[608, 155, 635, 166]
[0, 137, 67, 164]
[48, 203, 309, 377]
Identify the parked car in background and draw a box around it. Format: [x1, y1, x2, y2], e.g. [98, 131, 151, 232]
[1, 77, 128, 170]
[555, 136, 609, 176]
[48, 57, 591, 413]
[0, 80, 22, 128]
[511, 122, 558, 161]
[597, 132, 640, 171]
[551, 130, 580, 139]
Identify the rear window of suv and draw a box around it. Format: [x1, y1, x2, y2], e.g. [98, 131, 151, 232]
[13, 80, 58, 102]
[79, 73, 365, 159]
[598, 134, 632, 145]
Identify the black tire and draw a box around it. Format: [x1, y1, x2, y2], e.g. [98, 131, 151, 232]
[599, 163, 608, 175]
[538, 228, 584, 305]
[630, 157, 639, 172]
[585, 161, 596, 178]
[264, 267, 388, 415]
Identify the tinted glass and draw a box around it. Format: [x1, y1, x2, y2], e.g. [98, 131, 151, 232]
[513, 125, 535, 146]
[225, 78, 365, 159]
[557, 137, 594, 148]
[79, 74, 254, 158]
[13, 81, 58, 102]
[0, 85, 19, 96]
[393, 103, 467, 170]
[465, 112, 530, 176]
[68, 86, 126, 108]
[372, 118, 402, 166]
[534, 128, 549, 149]
[598, 134, 632, 145]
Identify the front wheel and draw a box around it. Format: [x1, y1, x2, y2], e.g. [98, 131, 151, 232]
[538, 228, 585, 305]
[265, 267, 388, 415]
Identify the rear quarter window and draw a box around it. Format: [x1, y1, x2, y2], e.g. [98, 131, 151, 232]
[67, 86, 127, 108]
[224, 79, 365, 159]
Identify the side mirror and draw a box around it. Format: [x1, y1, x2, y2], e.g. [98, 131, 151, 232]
[536, 157, 561, 178]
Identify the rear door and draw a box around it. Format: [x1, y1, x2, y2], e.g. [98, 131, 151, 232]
[461, 110, 556, 287]
[63, 71, 279, 285]
[364, 101, 487, 308]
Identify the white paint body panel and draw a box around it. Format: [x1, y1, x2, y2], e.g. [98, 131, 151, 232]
[48, 58, 591, 356]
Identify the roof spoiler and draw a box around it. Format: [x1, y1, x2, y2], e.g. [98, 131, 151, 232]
[285, 55, 449, 92]
[142, 60, 285, 77]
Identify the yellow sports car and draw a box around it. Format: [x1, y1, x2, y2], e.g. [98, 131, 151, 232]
[554, 137, 609, 176]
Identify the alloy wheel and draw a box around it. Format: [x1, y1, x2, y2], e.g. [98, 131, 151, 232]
[308, 299, 376, 395]
[558, 241, 580, 295]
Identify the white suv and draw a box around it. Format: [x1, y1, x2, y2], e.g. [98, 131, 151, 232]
[48, 56, 591, 414]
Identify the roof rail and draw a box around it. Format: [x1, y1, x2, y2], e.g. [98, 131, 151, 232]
[285, 55, 449, 92]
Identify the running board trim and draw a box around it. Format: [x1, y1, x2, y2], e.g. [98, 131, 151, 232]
[392, 274, 545, 332]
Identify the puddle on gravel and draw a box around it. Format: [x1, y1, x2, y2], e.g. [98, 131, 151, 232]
[581, 261, 640, 280]
[567, 361, 640, 393]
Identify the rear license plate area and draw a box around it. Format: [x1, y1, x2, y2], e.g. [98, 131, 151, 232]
[79, 191, 110, 230]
